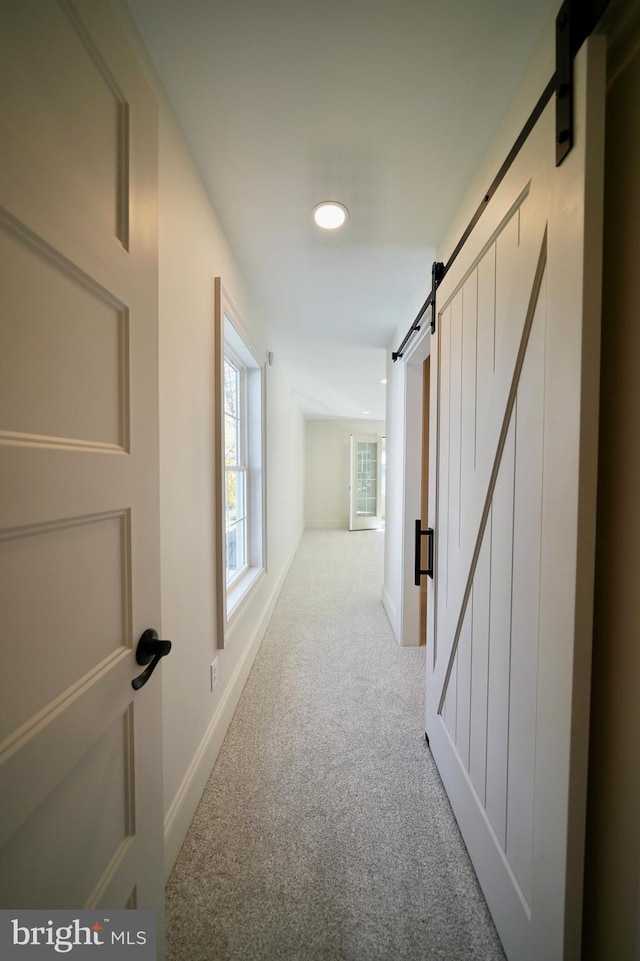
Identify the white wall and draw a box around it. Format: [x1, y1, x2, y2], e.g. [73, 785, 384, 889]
[382, 338, 427, 648]
[304, 418, 384, 529]
[114, 1, 305, 878]
[436, 21, 554, 265]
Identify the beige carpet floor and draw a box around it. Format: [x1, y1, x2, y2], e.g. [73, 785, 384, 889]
[166, 529, 506, 961]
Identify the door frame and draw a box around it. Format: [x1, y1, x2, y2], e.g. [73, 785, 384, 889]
[419, 356, 430, 647]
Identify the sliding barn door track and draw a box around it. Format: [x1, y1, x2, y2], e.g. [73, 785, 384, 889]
[392, 0, 611, 358]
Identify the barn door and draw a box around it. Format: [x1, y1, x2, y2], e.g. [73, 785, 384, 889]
[0, 0, 165, 937]
[426, 39, 605, 961]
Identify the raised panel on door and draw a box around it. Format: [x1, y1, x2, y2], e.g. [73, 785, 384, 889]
[0, 224, 129, 452]
[0, 0, 128, 244]
[0, 708, 135, 908]
[0, 0, 164, 943]
[426, 38, 605, 961]
[0, 513, 131, 744]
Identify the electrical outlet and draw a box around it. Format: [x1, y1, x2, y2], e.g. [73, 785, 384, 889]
[210, 657, 219, 691]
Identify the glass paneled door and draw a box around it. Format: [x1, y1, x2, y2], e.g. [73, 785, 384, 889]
[349, 434, 383, 531]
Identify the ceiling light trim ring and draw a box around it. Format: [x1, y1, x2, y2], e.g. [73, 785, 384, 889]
[312, 201, 349, 230]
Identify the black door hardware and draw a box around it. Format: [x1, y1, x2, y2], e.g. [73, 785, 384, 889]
[414, 520, 434, 585]
[132, 629, 172, 691]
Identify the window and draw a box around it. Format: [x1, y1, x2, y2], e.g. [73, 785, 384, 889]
[215, 279, 265, 641]
[224, 353, 247, 583]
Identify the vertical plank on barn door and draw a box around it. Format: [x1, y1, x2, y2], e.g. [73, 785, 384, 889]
[425, 37, 606, 961]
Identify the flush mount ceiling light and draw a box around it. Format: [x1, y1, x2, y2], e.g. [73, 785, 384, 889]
[312, 201, 349, 230]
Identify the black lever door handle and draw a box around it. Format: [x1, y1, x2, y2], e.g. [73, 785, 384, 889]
[414, 520, 434, 585]
[132, 629, 172, 691]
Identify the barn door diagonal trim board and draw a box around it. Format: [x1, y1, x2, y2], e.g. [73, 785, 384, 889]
[435, 230, 547, 718]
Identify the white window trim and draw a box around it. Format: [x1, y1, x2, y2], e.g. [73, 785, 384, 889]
[214, 278, 267, 649]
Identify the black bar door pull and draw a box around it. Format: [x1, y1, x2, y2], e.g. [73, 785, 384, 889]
[414, 520, 434, 585]
[132, 628, 172, 691]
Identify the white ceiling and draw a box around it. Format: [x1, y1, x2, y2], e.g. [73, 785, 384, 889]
[126, 0, 557, 421]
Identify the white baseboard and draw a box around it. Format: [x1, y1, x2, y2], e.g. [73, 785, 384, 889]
[163, 526, 303, 879]
[304, 520, 348, 530]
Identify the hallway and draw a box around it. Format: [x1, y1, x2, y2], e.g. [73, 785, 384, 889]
[165, 530, 505, 961]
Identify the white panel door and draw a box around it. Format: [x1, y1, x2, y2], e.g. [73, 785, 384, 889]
[349, 434, 382, 531]
[426, 39, 605, 961]
[0, 0, 164, 937]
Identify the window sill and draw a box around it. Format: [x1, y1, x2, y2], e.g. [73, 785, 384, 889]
[226, 565, 265, 631]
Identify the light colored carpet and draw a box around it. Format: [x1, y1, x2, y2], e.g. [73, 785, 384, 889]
[166, 529, 506, 961]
